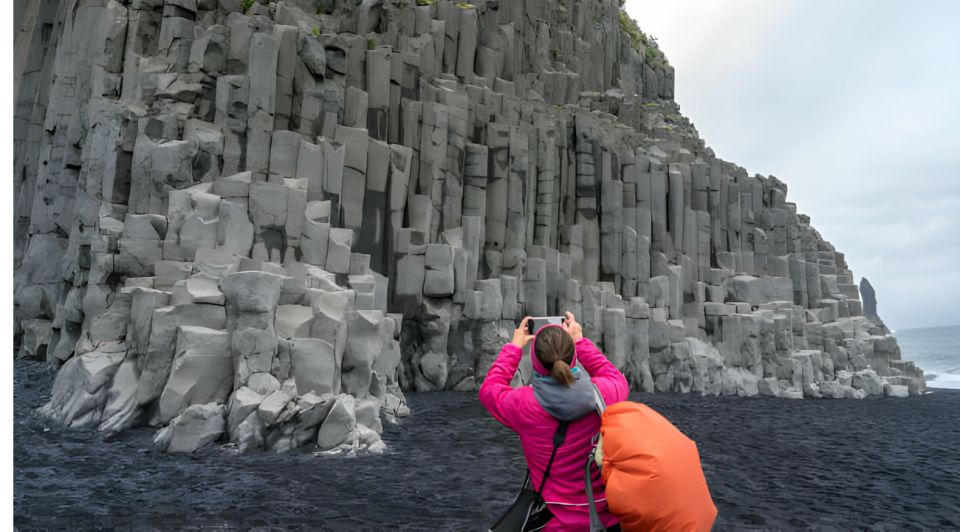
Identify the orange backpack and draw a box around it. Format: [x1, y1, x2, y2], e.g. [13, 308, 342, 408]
[585, 392, 717, 532]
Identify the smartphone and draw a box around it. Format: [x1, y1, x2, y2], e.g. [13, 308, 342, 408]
[526, 316, 566, 335]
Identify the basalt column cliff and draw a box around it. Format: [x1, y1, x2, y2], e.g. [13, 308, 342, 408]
[13, 0, 925, 453]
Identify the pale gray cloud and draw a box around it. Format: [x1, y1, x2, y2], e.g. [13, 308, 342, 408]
[625, 0, 960, 330]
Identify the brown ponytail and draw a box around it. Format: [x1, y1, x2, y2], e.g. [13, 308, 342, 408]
[534, 326, 576, 387]
[550, 358, 576, 387]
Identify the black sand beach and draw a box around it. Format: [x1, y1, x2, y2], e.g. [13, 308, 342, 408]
[14, 359, 960, 530]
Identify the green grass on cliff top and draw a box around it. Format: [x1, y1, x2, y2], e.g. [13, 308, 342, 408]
[618, 9, 669, 70]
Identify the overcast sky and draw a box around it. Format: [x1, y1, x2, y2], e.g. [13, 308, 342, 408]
[625, 0, 960, 331]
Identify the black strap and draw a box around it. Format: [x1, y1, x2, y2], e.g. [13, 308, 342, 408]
[536, 420, 569, 497]
[585, 452, 607, 531]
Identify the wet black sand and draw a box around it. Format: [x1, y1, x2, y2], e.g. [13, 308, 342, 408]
[14, 359, 960, 530]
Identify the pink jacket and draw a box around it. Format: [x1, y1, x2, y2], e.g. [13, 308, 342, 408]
[479, 335, 629, 531]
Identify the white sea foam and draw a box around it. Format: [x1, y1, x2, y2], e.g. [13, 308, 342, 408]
[897, 325, 960, 390]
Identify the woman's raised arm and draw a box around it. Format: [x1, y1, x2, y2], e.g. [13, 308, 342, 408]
[478, 317, 534, 430]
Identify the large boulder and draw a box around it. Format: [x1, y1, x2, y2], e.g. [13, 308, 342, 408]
[98, 354, 143, 433]
[156, 326, 232, 424]
[883, 383, 909, 398]
[291, 392, 336, 446]
[227, 386, 264, 436]
[851, 369, 884, 396]
[233, 411, 265, 453]
[39, 345, 128, 428]
[257, 390, 294, 427]
[154, 403, 226, 453]
[818, 380, 864, 399]
[135, 303, 227, 408]
[18, 319, 53, 359]
[757, 377, 782, 397]
[315, 392, 386, 456]
[355, 397, 383, 435]
[316, 393, 356, 451]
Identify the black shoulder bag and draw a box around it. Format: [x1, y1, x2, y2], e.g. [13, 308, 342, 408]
[490, 420, 570, 532]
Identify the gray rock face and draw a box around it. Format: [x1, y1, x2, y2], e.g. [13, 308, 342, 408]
[726, 276, 793, 306]
[20, 0, 923, 454]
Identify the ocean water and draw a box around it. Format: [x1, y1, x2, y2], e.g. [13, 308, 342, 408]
[896, 325, 960, 390]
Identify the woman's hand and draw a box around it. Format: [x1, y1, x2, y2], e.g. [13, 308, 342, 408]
[511, 316, 535, 348]
[563, 311, 583, 341]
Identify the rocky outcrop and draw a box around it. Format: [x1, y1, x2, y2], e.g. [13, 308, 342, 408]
[859, 277, 890, 333]
[15, 0, 923, 452]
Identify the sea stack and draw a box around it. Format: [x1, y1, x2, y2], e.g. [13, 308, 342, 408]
[13, 0, 925, 453]
[859, 277, 890, 333]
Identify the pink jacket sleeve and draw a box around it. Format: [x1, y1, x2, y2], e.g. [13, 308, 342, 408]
[575, 337, 629, 406]
[478, 343, 524, 431]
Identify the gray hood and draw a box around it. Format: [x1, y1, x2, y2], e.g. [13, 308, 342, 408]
[531, 366, 597, 421]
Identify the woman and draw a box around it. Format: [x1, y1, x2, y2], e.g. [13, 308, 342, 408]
[480, 311, 629, 531]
